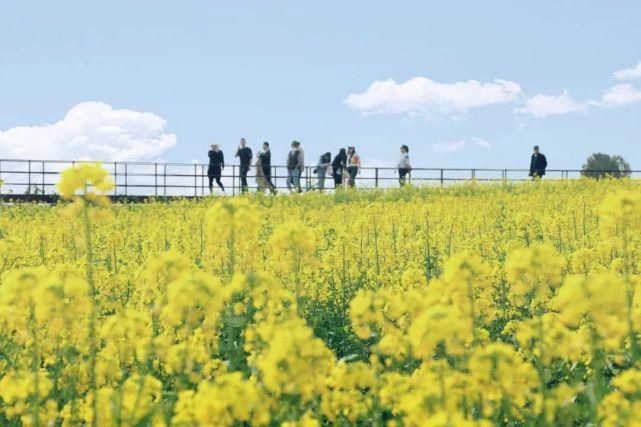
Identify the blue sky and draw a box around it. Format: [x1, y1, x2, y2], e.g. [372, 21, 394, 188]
[1, 1, 640, 170]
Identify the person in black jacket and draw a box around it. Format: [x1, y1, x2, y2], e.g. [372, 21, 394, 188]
[208, 144, 225, 193]
[258, 142, 276, 194]
[331, 148, 347, 188]
[529, 145, 548, 179]
[235, 138, 253, 193]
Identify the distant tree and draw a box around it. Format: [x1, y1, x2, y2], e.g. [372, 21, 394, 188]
[581, 153, 631, 179]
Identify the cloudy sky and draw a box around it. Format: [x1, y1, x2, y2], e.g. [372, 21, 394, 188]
[1, 1, 640, 170]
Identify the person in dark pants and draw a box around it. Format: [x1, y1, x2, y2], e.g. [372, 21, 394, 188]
[398, 144, 411, 186]
[235, 138, 253, 193]
[529, 145, 548, 180]
[286, 140, 304, 193]
[208, 144, 225, 193]
[331, 148, 347, 188]
[258, 142, 276, 194]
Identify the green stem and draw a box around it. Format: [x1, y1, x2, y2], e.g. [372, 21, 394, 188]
[535, 313, 548, 424]
[29, 304, 40, 427]
[82, 194, 99, 427]
[622, 221, 640, 362]
[228, 226, 236, 276]
[466, 278, 477, 344]
[372, 216, 380, 277]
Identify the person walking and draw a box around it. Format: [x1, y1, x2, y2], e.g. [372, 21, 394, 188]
[207, 144, 225, 193]
[258, 142, 276, 194]
[346, 146, 361, 188]
[314, 152, 332, 191]
[398, 145, 411, 186]
[529, 145, 548, 180]
[331, 148, 347, 188]
[235, 138, 253, 193]
[286, 140, 304, 193]
[254, 155, 269, 193]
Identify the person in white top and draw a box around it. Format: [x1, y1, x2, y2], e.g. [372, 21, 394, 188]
[398, 145, 411, 186]
[346, 146, 361, 188]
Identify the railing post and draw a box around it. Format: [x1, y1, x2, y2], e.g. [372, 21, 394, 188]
[154, 163, 158, 197]
[42, 161, 45, 194]
[163, 164, 167, 196]
[194, 164, 197, 197]
[232, 165, 236, 196]
[27, 160, 31, 195]
[114, 162, 118, 196]
[440, 169, 444, 186]
[201, 165, 205, 196]
[124, 163, 128, 196]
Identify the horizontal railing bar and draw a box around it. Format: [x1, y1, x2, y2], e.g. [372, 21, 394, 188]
[1, 158, 640, 174]
[2, 158, 640, 201]
[0, 167, 641, 174]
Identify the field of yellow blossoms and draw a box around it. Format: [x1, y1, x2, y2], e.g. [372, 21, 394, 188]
[2, 164, 641, 426]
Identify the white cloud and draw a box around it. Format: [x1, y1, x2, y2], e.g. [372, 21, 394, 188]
[515, 91, 586, 118]
[517, 84, 641, 117]
[344, 77, 522, 115]
[433, 138, 491, 153]
[598, 84, 641, 107]
[613, 61, 641, 80]
[0, 102, 176, 161]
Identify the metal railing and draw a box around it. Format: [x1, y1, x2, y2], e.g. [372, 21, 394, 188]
[0, 159, 639, 199]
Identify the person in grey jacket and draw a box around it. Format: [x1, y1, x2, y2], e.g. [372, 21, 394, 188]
[398, 145, 411, 186]
[314, 152, 332, 191]
[286, 140, 304, 193]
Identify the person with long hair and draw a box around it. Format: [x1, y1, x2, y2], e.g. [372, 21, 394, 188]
[207, 144, 225, 193]
[331, 148, 347, 188]
[346, 146, 361, 188]
[258, 142, 276, 194]
[254, 154, 269, 193]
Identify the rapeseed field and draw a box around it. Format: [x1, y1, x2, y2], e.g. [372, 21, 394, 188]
[1, 164, 641, 426]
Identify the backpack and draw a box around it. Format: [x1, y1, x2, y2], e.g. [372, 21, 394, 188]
[287, 150, 300, 169]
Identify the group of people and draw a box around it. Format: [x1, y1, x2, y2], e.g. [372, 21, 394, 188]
[207, 138, 412, 194]
[206, 140, 548, 194]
